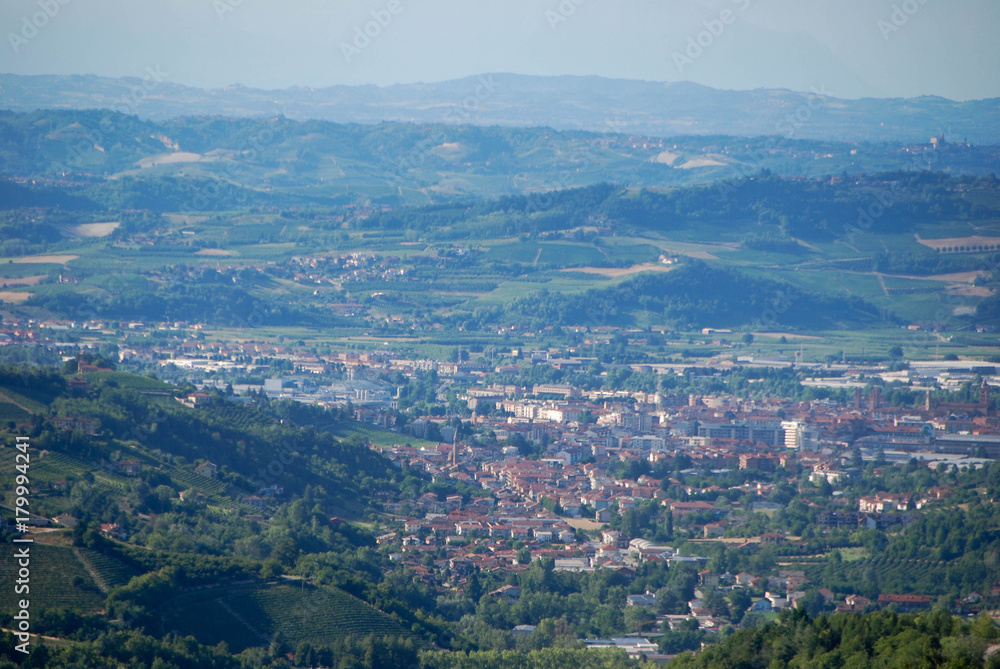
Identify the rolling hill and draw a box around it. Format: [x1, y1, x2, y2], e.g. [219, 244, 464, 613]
[2, 73, 999, 144]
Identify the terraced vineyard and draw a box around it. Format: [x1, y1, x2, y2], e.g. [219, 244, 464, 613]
[0, 543, 103, 613]
[802, 555, 956, 597]
[40, 451, 131, 493]
[248, 583, 413, 643]
[25, 450, 88, 485]
[168, 468, 229, 496]
[111, 440, 231, 497]
[163, 594, 263, 649]
[75, 547, 139, 590]
[0, 402, 31, 421]
[0, 385, 49, 413]
[203, 404, 271, 431]
[163, 582, 414, 652]
[6, 449, 128, 488]
[0, 448, 58, 507]
[0, 449, 131, 514]
[79, 371, 173, 390]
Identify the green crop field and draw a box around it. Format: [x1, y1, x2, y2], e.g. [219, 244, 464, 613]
[75, 547, 139, 591]
[79, 371, 173, 390]
[0, 384, 56, 411]
[78, 273, 149, 291]
[162, 582, 414, 653]
[0, 543, 104, 613]
[716, 250, 816, 266]
[598, 242, 662, 265]
[0, 402, 31, 421]
[471, 273, 607, 306]
[0, 450, 132, 500]
[483, 241, 608, 267]
[0, 263, 60, 278]
[330, 421, 440, 449]
[168, 468, 229, 496]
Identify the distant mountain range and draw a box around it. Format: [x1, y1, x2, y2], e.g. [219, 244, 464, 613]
[1, 73, 998, 145]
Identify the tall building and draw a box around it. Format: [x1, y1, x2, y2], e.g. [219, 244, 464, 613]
[781, 420, 817, 450]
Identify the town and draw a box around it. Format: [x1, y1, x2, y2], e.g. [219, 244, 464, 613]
[15, 320, 997, 660]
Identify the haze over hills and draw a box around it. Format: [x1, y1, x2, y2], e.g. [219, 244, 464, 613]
[2, 72, 999, 145]
[3, 109, 999, 208]
[5, 1, 1000, 666]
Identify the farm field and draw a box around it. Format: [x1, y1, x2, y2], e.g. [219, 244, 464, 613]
[0, 543, 104, 613]
[6, 182, 998, 339]
[162, 582, 415, 653]
[330, 421, 440, 449]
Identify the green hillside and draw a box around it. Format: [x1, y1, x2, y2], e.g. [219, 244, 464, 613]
[6, 169, 1000, 335]
[0, 364, 463, 669]
[0, 543, 104, 613]
[163, 581, 416, 653]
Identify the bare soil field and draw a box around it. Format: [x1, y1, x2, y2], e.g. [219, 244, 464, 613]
[12, 255, 78, 264]
[71, 222, 119, 237]
[0, 275, 45, 287]
[561, 262, 677, 277]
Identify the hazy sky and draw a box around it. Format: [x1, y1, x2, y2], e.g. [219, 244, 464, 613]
[2, 0, 998, 100]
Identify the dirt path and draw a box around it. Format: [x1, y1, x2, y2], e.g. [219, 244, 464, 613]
[216, 598, 270, 644]
[877, 274, 889, 296]
[0, 389, 35, 414]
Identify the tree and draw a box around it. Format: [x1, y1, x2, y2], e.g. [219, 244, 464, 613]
[799, 589, 829, 618]
[728, 589, 752, 623]
[624, 606, 656, 634]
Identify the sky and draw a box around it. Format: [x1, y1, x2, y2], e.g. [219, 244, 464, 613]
[2, 0, 998, 101]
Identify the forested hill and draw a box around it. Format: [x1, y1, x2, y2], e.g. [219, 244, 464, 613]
[0, 365, 399, 524]
[495, 262, 888, 331]
[0, 364, 478, 665]
[361, 173, 1000, 242]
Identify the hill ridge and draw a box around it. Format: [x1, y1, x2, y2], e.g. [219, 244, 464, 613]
[2, 72, 998, 144]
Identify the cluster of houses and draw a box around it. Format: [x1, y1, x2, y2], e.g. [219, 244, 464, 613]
[24, 336, 998, 649]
